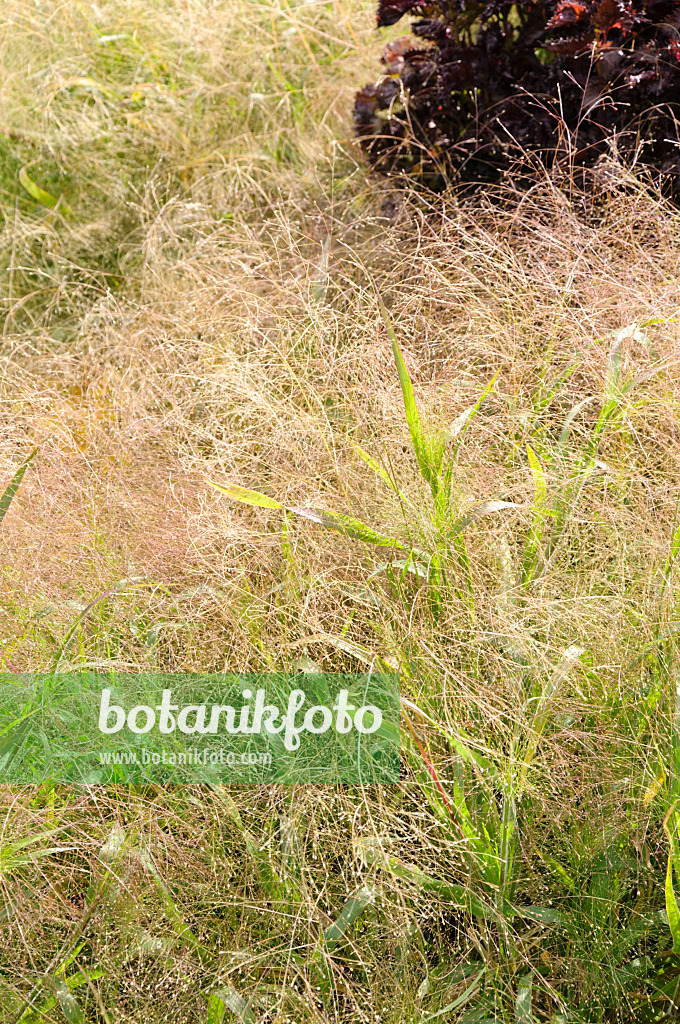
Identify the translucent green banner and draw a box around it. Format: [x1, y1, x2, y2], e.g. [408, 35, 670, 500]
[0, 673, 401, 784]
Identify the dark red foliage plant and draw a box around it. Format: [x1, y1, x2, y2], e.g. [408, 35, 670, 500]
[354, 0, 680, 195]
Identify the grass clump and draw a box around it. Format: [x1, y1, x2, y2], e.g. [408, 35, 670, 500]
[1, 1, 680, 1022]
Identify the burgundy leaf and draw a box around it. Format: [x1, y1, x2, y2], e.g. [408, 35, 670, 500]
[376, 0, 425, 27]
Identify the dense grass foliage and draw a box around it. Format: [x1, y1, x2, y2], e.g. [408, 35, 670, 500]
[355, 0, 680, 193]
[2, 1, 680, 1022]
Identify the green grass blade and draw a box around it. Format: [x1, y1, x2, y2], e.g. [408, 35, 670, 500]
[664, 808, 680, 953]
[422, 969, 485, 1020]
[374, 293, 423, 449]
[288, 506, 407, 549]
[18, 168, 58, 209]
[610, 911, 665, 965]
[450, 373, 498, 461]
[660, 500, 680, 602]
[366, 557, 431, 581]
[450, 500, 520, 540]
[522, 444, 547, 584]
[400, 699, 501, 793]
[1, 828, 65, 857]
[516, 645, 584, 797]
[557, 396, 597, 450]
[0, 829, 74, 876]
[0, 450, 37, 524]
[606, 333, 624, 395]
[355, 841, 501, 922]
[323, 884, 374, 949]
[514, 905, 570, 928]
[140, 854, 208, 961]
[207, 992, 227, 1023]
[453, 533, 475, 623]
[49, 578, 142, 674]
[211, 986, 256, 1024]
[526, 445, 546, 509]
[312, 235, 330, 303]
[669, 514, 680, 568]
[515, 974, 532, 1024]
[349, 439, 401, 494]
[535, 851, 576, 891]
[581, 397, 618, 469]
[16, 967, 101, 1024]
[207, 477, 409, 550]
[205, 479, 283, 509]
[374, 291, 442, 497]
[54, 980, 84, 1024]
[666, 851, 680, 953]
[1, 845, 75, 873]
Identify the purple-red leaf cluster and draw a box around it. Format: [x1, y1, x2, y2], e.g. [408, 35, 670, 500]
[354, 0, 680, 193]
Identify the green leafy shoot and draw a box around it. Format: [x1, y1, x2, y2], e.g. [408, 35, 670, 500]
[206, 477, 411, 551]
[374, 290, 445, 499]
[323, 884, 374, 949]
